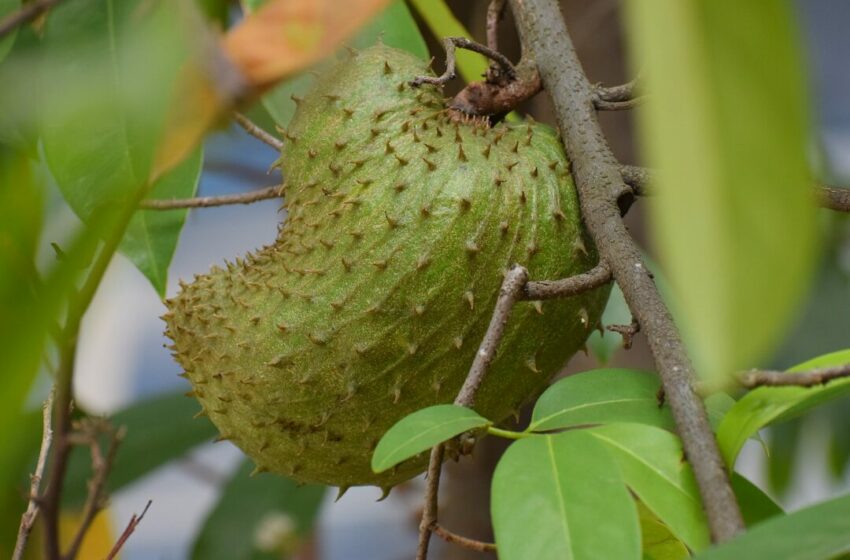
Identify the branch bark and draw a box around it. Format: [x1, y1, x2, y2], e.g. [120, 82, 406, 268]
[140, 185, 282, 209]
[740, 364, 850, 388]
[233, 112, 283, 151]
[508, 0, 745, 541]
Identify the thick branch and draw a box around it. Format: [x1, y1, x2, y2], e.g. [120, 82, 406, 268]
[486, 0, 506, 52]
[12, 389, 55, 560]
[522, 261, 611, 301]
[740, 364, 850, 388]
[233, 112, 283, 151]
[0, 0, 63, 39]
[509, 0, 745, 541]
[140, 185, 282, 209]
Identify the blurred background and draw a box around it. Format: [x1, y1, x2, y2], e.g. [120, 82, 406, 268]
[10, 0, 850, 558]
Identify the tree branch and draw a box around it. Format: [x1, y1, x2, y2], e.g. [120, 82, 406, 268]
[233, 112, 283, 151]
[595, 75, 642, 103]
[508, 0, 745, 541]
[410, 37, 517, 88]
[594, 96, 646, 111]
[139, 185, 282, 210]
[522, 261, 611, 301]
[620, 164, 850, 213]
[431, 522, 497, 553]
[0, 0, 63, 40]
[12, 389, 55, 560]
[416, 265, 528, 559]
[486, 0, 506, 53]
[739, 364, 850, 388]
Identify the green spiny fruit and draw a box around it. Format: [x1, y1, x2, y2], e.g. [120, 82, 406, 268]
[164, 44, 610, 490]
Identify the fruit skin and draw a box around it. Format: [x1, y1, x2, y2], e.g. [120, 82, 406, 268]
[164, 44, 610, 489]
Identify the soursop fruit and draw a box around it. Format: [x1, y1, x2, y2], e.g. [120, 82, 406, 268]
[164, 44, 610, 489]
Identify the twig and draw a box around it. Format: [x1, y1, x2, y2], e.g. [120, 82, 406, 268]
[522, 261, 611, 301]
[607, 317, 641, 350]
[486, 0, 507, 53]
[416, 445, 445, 560]
[620, 164, 850, 213]
[233, 112, 283, 151]
[410, 37, 516, 87]
[455, 265, 529, 407]
[739, 364, 850, 388]
[63, 421, 125, 560]
[431, 522, 497, 553]
[594, 96, 646, 111]
[12, 389, 55, 560]
[509, 0, 745, 541]
[104, 500, 152, 560]
[0, 0, 63, 39]
[139, 185, 282, 210]
[416, 265, 529, 559]
[595, 74, 642, 103]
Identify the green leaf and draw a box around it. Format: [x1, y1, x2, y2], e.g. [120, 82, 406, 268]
[587, 284, 631, 364]
[730, 472, 782, 528]
[637, 502, 690, 560]
[716, 349, 850, 467]
[528, 369, 674, 432]
[120, 147, 202, 296]
[408, 0, 489, 84]
[41, 0, 203, 296]
[624, 1, 817, 386]
[0, 0, 20, 62]
[693, 494, 850, 560]
[63, 391, 217, 507]
[589, 423, 710, 552]
[766, 420, 800, 495]
[704, 392, 735, 430]
[192, 459, 326, 560]
[492, 431, 640, 560]
[371, 404, 490, 473]
[261, 0, 427, 130]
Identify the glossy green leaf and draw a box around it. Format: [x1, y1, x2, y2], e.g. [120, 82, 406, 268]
[730, 472, 782, 527]
[529, 369, 673, 432]
[371, 404, 490, 473]
[589, 423, 710, 552]
[63, 391, 217, 507]
[261, 0, 427, 129]
[41, 0, 204, 296]
[624, 1, 817, 386]
[492, 431, 640, 560]
[693, 493, 850, 560]
[120, 147, 202, 296]
[637, 502, 689, 560]
[408, 0, 489, 84]
[0, 0, 20, 62]
[717, 349, 850, 467]
[587, 284, 631, 364]
[192, 459, 326, 560]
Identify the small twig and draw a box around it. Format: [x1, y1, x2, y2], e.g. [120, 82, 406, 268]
[594, 96, 646, 111]
[140, 185, 282, 210]
[416, 265, 529, 559]
[416, 445, 445, 560]
[104, 500, 152, 560]
[0, 0, 63, 39]
[431, 522, 497, 553]
[607, 317, 641, 350]
[63, 420, 125, 560]
[595, 74, 642, 103]
[455, 265, 529, 407]
[620, 164, 850, 213]
[411, 37, 516, 87]
[233, 112, 283, 151]
[739, 364, 850, 388]
[486, 0, 507, 53]
[12, 389, 55, 560]
[522, 261, 611, 301]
